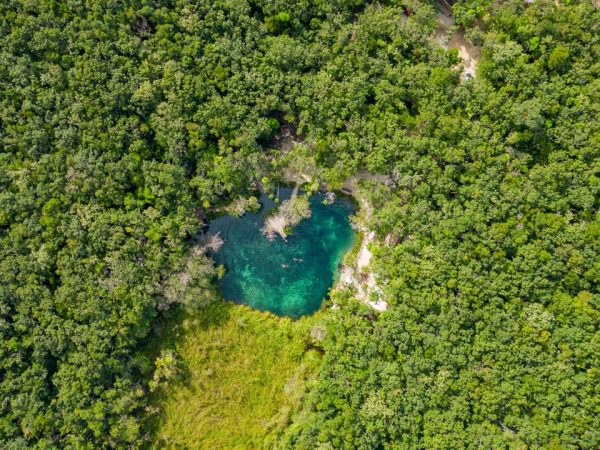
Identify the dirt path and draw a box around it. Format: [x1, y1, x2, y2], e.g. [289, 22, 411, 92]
[434, 9, 481, 78]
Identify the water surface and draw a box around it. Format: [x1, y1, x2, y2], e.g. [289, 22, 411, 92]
[208, 189, 355, 317]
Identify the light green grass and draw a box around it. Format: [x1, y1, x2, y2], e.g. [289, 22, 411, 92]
[145, 301, 322, 449]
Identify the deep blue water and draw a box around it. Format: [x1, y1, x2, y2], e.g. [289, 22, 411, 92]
[208, 189, 355, 317]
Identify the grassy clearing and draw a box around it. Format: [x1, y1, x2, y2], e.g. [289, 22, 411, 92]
[144, 301, 322, 449]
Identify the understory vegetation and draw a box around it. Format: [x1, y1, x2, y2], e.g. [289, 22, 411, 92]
[0, 0, 598, 448]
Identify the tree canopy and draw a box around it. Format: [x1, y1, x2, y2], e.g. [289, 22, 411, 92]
[0, 0, 598, 448]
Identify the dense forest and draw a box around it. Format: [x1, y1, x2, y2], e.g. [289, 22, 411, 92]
[0, 0, 598, 448]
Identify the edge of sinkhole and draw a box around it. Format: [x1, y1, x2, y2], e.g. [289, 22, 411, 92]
[202, 171, 389, 318]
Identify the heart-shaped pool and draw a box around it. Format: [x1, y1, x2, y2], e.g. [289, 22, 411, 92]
[208, 188, 356, 317]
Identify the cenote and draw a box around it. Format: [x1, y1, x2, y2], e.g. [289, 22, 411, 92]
[208, 188, 356, 317]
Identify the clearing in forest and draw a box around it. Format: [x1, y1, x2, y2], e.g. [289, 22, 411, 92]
[145, 302, 321, 448]
[434, 8, 481, 78]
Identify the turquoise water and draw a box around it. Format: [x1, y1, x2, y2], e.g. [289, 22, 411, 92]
[208, 189, 356, 317]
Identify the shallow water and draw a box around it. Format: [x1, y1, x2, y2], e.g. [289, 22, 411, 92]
[208, 189, 356, 317]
